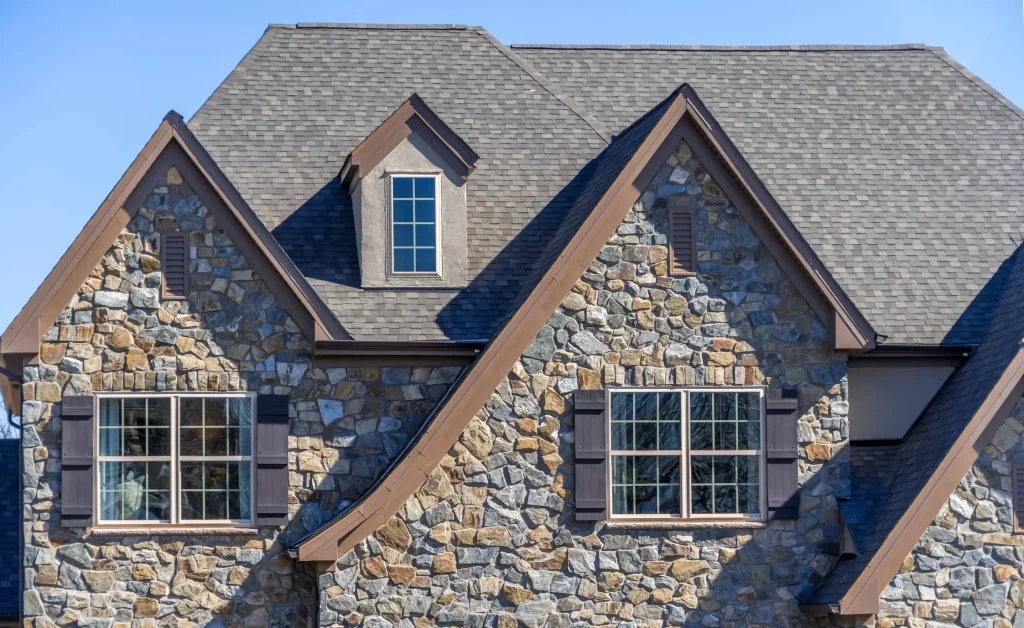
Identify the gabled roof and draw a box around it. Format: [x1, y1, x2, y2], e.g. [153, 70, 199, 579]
[512, 44, 1024, 346]
[189, 24, 610, 342]
[0, 111, 351, 407]
[340, 93, 479, 189]
[808, 244, 1024, 615]
[293, 84, 874, 562]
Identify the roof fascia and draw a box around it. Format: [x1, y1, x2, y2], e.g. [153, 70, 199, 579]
[832, 345, 1024, 615]
[678, 85, 876, 351]
[0, 112, 351, 371]
[339, 94, 479, 191]
[296, 90, 692, 562]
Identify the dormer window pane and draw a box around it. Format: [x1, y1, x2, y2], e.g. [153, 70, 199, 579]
[392, 175, 438, 273]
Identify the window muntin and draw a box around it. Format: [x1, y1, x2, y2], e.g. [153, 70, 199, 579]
[609, 388, 764, 519]
[96, 394, 254, 525]
[391, 175, 438, 274]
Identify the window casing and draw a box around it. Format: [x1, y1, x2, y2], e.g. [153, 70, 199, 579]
[389, 174, 440, 275]
[95, 393, 254, 526]
[608, 387, 765, 520]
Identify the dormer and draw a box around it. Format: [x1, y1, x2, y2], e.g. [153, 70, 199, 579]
[340, 95, 478, 288]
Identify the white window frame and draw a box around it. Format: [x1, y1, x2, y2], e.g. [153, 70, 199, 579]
[386, 171, 443, 278]
[606, 386, 767, 523]
[93, 392, 256, 528]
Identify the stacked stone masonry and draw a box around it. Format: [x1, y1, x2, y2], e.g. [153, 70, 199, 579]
[21, 168, 461, 627]
[876, 398, 1024, 628]
[316, 138, 852, 628]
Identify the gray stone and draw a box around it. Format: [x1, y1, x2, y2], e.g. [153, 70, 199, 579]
[570, 331, 610, 355]
[971, 582, 1009, 615]
[515, 602, 555, 628]
[567, 549, 596, 576]
[318, 399, 344, 425]
[94, 291, 129, 308]
[129, 287, 160, 308]
[524, 326, 557, 362]
[56, 543, 93, 570]
[456, 547, 498, 565]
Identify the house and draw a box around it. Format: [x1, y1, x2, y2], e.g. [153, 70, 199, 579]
[6, 22, 1024, 628]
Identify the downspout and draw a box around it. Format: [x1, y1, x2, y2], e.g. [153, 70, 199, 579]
[0, 364, 23, 628]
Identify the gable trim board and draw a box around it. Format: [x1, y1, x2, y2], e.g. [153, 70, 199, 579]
[0, 112, 352, 410]
[805, 344, 1024, 616]
[340, 94, 480, 191]
[294, 84, 875, 562]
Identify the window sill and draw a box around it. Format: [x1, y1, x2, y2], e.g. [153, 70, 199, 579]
[87, 526, 261, 537]
[604, 520, 766, 530]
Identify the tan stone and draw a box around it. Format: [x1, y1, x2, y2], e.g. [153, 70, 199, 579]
[83, 570, 114, 592]
[416, 467, 455, 509]
[562, 292, 587, 311]
[40, 343, 67, 364]
[515, 437, 539, 452]
[375, 517, 413, 552]
[517, 418, 538, 434]
[477, 577, 502, 597]
[34, 382, 61, 403]
[477, 527, 513, 547]
[578, 368, 602, 390]
[994, 564, 1018, 582]
[805, 443, 832, 462]
[227, 566, 248, 586]
[360, 556, 388, 578]
[35, 565, 57, 586]
[626, 587, 648, 603]
[532, 548, 566, 571]
[593, 571, 624, 592]
[454, 529, 476, 545]
[177, 354, 204, 371]
[933, 599, 960, 622]
[133, 563, 157, 580]
[670, 559, 710, 582]
[134, 598, 159, 618]
[643, 561, 670, 576]
[107, 328, 134, 351]
[541, 452, 562, 474]
[433, 552, 456, 574]
[388, 564, 416, 585]
[126, 347, 149, 371]
[541, 390, 565, 414]
[429, 522, 452, 545]
[460, 418, 494, 459]
[503, 583, 534, 604]
[706, 352, 736, 366]
[651, 589, 674, 604]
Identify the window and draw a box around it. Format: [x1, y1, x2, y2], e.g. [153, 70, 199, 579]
[97, 394, 253, 524]
[390, 175, 438, 274]
[609, 388, 764, 519]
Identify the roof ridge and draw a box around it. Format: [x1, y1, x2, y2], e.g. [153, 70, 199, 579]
[270, 23, 471, 30]
[510, 43, 931, 51]
[926, 47, 1024, 124]
[471, 27, 613, 143]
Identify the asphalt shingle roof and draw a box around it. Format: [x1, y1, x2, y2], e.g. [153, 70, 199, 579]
[811, 243, 1024, 605]
[513, 44, 1024, 345]
[188, 24, 608, 341]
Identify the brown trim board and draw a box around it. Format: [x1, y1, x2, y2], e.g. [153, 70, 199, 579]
[0, 111, 352, 409]
[340, 94, 479, 190]
[822, 346, 1024, 616]
[313, 340, 485, 367]
[295, 83, 873, 562]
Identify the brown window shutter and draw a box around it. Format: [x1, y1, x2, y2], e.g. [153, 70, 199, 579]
[668, 196, 696, 276]
[161, 232, 189, 299]
[1014, 463, 1024, 530]
[765, 388, 800, 520]
[255, 395, 290, 526]
[61, 396, 95, 527]
[574, 390, 608, 521]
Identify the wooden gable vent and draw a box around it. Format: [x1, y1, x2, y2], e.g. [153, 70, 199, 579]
[668, 196, 696, 276]
[161, 232, 189, 299]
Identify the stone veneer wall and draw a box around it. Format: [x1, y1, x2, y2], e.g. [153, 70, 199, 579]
[21, 168, 461, 627]
[317, 138, 851, 628]
[876, 399, 1024, 628]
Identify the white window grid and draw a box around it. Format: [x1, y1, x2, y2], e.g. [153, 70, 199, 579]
[607, 386, 767, 521]
[387, 172, 442, 276]
[94, 392, 256, 527]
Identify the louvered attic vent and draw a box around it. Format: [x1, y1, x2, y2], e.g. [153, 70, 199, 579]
[161, 232, 189, 299]
[669, 196, 696, 276]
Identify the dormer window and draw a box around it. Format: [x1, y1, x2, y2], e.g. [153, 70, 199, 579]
[391, 175, 439, 274]
[340, 94, 477, 289]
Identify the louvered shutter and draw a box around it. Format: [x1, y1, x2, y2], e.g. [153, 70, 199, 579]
[255, 395, 290, 526]
[1013, 464, 1024, 530]
[765, 388, 800, 520]
[574, 390, 608, 521]
[161, 232, 189, 299]
[669, 196, 696, 276]
[61, 396, 95, 526]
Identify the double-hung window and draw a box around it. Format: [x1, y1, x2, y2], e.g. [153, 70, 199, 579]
[390, 175, 438, 274]
[97, 394, 254, 525]
[609, 388, 765, 520]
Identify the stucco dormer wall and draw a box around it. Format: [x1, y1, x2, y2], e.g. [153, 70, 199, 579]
[353, 133, 469, 289]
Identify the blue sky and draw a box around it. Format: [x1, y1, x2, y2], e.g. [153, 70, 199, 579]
[0, 0, 1021, 334]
